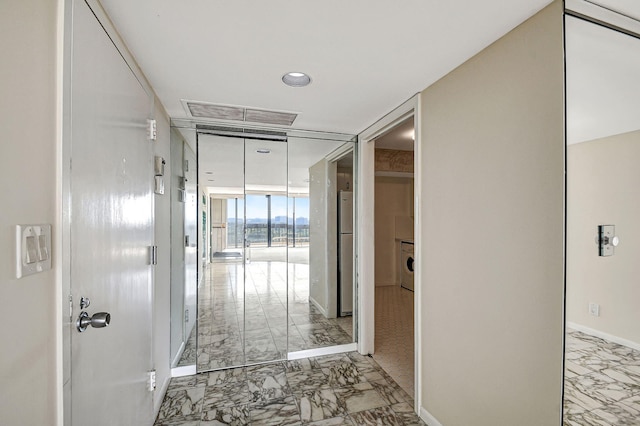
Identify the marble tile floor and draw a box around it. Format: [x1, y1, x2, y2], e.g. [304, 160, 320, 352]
[372, 286, 415, 400]
[156, 351, 426, 425]
[564, 328, 640, 425]
[178, 259, 354, 370]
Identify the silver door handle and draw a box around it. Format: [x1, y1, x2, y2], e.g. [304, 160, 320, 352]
[76, 311, 111, 332]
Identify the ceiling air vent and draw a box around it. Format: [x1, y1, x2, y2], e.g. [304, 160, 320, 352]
[185, 101, 297, 126]
[187, 103, 244, 121]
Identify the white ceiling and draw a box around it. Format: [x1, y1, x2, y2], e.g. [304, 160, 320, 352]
[99, 0, 553, 134]
[566, 14, 640, 144]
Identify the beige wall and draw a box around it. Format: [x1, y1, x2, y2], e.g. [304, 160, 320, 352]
[419, 1, 565, 424]
[0, 0, 58, 423]
[374, 177, 413, 286]
[567, 130, 640, 345]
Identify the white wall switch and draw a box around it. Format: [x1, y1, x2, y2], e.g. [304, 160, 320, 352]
[16, 224, 52, 278]
[588, 302, 600, 317]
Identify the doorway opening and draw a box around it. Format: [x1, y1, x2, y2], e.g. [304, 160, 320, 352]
[371, 116, 416, 398]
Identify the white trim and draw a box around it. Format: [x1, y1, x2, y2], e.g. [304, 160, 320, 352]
[55, 1, 67, 425]
[567, 322, 640, 351]
[420, 407, 444, 426]
[565, 0, 640, 36]
[171, 341, 186, 368]
[326, 144, 354, 163]
[171, 365, 197, 378]
[154, 375, 170, 419]
[357, 94, 422, 414]
[287, 343, 358, 360]
[413, 93, 423, 414]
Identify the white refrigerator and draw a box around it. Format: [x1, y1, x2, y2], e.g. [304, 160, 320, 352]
[338, 191, 353, 316]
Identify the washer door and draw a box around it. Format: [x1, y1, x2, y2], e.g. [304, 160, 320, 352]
[406, 255, 414, 273]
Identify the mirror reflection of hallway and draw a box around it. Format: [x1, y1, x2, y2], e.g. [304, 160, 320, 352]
[371, 117, 416, 398]
[564, 10, 640, 425]
[173, 128, 357, 372]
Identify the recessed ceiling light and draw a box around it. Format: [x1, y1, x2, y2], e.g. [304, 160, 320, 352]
[256, 149, 271, 154]
[282, 72, 311, 87]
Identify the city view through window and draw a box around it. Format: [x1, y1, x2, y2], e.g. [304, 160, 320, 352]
[226, 195, 310, 248]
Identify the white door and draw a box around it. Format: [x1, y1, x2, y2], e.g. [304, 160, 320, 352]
[69, 1, 154, 424]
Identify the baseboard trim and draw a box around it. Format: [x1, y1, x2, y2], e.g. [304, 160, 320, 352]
[171, 341, 186, 368]
[154, 375, 171, 418]
[288, 343, 358, 360]
[309, 297, 329, 317]
[171, 365, 196, 378]
[420, 406, 444, 426]
[567, 322, 640, 351]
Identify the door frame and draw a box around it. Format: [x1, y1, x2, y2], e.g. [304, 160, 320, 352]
[357, 94, 422, 412]
[59, 0, 158, 423]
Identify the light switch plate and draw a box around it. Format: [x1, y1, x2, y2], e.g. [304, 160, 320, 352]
[16, 224, 52, 278]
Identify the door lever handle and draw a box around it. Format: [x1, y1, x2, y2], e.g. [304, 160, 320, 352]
[76, 311, 111, 332]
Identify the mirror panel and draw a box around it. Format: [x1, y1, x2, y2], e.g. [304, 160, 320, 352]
[287, 137, 356, 351]
[170, 127, 198, 368]
[244, 139, 288, 364]
[198, 134, 245, 371]
[171, 125, 358, 373]
[564, 13, 640, 423]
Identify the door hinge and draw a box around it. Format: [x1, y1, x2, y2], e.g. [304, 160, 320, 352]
[69, 295, 73, 322]
[147, 119, 157, 141]
[150, 245, 158, 265]
[184, 309, 189, 323]
[147, 370, 156, 392]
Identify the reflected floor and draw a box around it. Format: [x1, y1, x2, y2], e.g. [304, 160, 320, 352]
[157, 352, 425, 425]
[178, 254, 353, 370]
[564, 329, 640, 425]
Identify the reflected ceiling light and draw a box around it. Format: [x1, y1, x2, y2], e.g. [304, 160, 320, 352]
[256, 149, 271, 154]
[404, 129, 415, 141]
[282, 72, 311, 87]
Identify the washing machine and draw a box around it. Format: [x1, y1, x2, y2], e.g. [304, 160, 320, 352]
[401, 241, 414, 291]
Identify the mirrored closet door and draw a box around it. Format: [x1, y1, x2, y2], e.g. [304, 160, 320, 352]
[563, 7, 640, 424]
[188, 128, 356, 373]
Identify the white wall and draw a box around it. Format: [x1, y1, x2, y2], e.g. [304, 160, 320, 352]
[419, 1, 565, 424]
[567, 130, 640, 346]
[308, 158, 338, 317]
[309, 159, 329, 314]
[0, 0, 58, 424]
